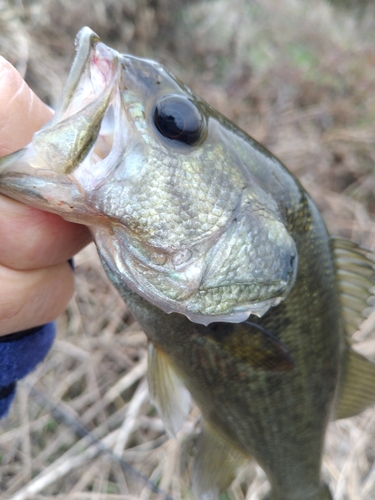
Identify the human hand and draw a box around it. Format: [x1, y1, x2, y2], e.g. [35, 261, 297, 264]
[0, 56, 92, 336]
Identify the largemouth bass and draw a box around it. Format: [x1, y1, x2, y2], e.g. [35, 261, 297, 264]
[1, 27, 375, 500]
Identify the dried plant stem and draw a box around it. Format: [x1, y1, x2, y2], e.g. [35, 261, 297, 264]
[113, 379, 149, 456]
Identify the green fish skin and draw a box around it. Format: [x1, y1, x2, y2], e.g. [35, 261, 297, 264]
[1, 27, 375, 500]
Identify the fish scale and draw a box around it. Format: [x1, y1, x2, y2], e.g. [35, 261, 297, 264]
[121, 211, 339, 500]
[94, 147, 241, 246]
[1, 27, 375, 500]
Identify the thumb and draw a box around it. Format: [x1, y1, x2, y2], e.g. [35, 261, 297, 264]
[0, 56, 53, 156]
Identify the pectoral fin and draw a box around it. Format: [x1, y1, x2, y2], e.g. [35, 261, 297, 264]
[147, 343, 191, 437]
[335, 348, 375, 419]
[193, 422, 247, 500]
[197, 321, 294, 372]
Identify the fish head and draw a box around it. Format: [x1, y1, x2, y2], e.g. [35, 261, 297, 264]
[0, 27, 298, 325]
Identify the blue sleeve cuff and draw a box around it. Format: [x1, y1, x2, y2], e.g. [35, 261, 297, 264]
[0, 322, 56, 418]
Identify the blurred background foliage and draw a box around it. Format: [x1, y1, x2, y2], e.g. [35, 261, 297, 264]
[1, 0, 375, 240]
[1, 1, 375, 499]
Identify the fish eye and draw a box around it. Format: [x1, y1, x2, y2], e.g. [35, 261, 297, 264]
[153, 95, 206, 146]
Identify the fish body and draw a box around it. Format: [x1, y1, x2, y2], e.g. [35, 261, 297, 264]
[1, 28, 375, 500]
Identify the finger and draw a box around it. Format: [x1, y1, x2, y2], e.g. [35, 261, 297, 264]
[0, 261, 75, 336]
[0, 57, 92, 268]
[0, 56, 53, 155]
[0, 195, 91, 270]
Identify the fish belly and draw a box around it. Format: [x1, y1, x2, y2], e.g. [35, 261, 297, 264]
[99, 206, 341, 499]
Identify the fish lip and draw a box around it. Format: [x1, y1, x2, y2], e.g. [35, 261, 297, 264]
[66, 32, 119, 119]
[54, 27, 101, 122]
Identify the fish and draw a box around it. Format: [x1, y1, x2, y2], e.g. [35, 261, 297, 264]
[1, 26, 375, 500]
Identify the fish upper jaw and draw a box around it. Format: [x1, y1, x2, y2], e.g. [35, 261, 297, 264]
[31, 29, 120, 176]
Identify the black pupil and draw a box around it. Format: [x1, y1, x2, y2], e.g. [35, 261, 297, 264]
[154, 95, 203, 145]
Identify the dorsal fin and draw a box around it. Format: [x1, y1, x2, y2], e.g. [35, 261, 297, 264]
[193, 422, 248, 500]
[335, 348, 375, 419]
[331, 237, 375, 336]
[147, 342, 191, 438]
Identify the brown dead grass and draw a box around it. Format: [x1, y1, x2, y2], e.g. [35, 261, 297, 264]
[1, 0, 375, 499]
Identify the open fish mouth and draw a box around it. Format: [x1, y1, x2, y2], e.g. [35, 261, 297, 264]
[0, 28, 120, 213]
[0, 27, 298, 326]
[30, 29, 118, 173]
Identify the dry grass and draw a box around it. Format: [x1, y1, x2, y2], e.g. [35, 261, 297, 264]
[1, 0, 375, 499]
